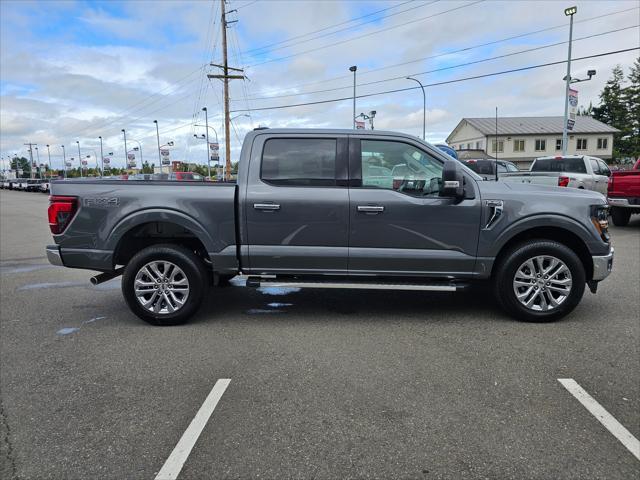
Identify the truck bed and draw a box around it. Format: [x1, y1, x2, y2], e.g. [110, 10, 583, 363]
[49, 179, 238, 272]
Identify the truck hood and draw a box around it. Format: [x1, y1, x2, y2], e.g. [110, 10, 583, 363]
[477, 179, 606, 204]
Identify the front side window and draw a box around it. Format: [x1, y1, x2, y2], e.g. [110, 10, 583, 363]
[514, 139, 525, 152]
[361, 140, 443, 197]
[577, 138, 588, 150]
[535, 139, 546, 151]
[261, 138, 336, 186]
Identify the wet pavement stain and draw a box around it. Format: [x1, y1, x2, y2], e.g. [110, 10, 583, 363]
[56, 327, 80, 336]
[257, 286, 301, 296]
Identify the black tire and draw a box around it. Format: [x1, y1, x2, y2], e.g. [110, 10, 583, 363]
[493, 239, 585, 322]
[122, 244, 208, 326]
[610, 207, 631, 227]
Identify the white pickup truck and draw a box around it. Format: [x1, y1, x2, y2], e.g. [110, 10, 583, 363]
[500, 155, 611, 194]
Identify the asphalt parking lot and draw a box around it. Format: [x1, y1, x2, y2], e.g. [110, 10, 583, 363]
[1, 189, 638, 480]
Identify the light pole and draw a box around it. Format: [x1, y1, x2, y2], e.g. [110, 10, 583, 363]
[203, 107, 211, 179]
[76, 141, 83, 178]
[406, 76, 426, 141]
[61, 145, 66, 178]
[562, 6, 577, 156]
[35, 147, 42, 179]
[349, 66, 357, 129]
[153, 120, 162, 173]
[122, 129, 128, 168]
[98, 136, 104, 177]
[46, 144, 52, 177]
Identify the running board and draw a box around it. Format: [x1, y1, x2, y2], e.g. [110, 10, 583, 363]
[246, 278, 466, 292]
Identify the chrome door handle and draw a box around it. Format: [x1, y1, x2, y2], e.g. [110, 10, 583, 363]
[357, 205, 384, 213]
[253, 203, 280, 211]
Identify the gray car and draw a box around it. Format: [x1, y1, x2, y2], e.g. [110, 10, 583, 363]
[46, 129, 613, 325]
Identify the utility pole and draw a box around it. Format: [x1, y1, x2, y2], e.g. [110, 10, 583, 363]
[35, 147, 42, 179]
[207, 0, 245, 181]
[349, 66, 357, 129]
[98, 137, 104, 177]
[24, 142, 36, 179]
[76, 141, 83, 178]
[61, 145, 66, 179]
[153, 121, 162, 173]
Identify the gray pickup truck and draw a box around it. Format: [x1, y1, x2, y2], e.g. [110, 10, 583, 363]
[46, 129, 613, 325]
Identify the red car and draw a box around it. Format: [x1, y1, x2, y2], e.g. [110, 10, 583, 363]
[607, 159, 640, 226]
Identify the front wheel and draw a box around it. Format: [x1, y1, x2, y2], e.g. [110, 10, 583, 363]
[122, 244, 208, 325]
[494, 240, 585, 322]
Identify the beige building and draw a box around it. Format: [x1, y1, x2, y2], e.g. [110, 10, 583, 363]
[446, 116, 618, 168]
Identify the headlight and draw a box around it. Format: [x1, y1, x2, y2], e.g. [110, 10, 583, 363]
[590, 204, 610, 242]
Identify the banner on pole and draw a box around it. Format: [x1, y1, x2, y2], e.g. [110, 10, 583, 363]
[209, 142, 220, 162]
[81, 159, 88, 166]
[160, 148, 171, 165]
[65, 162, 72, 167]
[355, 120, 366, 130]
[103, 157, 111, 166]
[567, 88, 578, 131]
[127, 152, 136, 168]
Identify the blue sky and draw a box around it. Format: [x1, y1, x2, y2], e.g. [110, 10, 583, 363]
[1, 0, 638, 169]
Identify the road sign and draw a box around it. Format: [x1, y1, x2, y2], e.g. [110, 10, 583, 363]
[160, 148, 171, 165]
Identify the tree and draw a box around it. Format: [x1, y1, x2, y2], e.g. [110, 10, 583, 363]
[10, 157, 30, 177]
[577, 101, 593, 116]
[623, 57, 640, 158]
[141, 161, 156, 174]
[593, 65, 630, 159]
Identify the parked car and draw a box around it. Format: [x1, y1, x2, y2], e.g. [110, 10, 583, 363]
[462, 159, 519, 179]
[607, 159, 640, 226]
[46, 128, 613, 325]
[170, 172, 204, 181]
[501, 155, 611, 194]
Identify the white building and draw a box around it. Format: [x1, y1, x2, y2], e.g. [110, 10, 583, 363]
[446, 116, 618, 168]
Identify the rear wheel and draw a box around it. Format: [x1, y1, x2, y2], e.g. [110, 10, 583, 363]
[494, 240, 585, 322]
[610, 207, 631, 227]
[122, 244, 208, 325]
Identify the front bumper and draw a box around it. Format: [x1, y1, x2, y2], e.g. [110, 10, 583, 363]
[592, 246, 614, 281]
[46, 245, 64, 266]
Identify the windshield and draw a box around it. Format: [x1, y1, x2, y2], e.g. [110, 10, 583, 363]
[531, 158, 586, 173]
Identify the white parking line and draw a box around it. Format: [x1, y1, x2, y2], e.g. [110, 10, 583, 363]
[558, 378, 640, 461]
[155, 379, 231, 480]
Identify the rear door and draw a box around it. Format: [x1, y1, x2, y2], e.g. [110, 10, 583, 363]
[244, 134, 350, 274]
[347, 135, 482, 277]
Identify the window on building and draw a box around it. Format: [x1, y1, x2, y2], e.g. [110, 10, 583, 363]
[476, 141, 482, 149]
[466, 143, 472, 149]
[535, 139, 546, 151]
[577, 138, 588, 150]
[555, 138, 563, 151]
[261, 138, 337, 186]
[597, 138, 608, 149]
[513, 139, 525, 152]
[491, 140, 504, 153]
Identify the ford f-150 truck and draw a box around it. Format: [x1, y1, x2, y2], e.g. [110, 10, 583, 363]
[46, 129, 614, 325]
[500, 155, 611, 193]
[607, 159, 640, 226]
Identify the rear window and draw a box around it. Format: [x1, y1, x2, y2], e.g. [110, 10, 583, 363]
[531, 158, 587, 173]
[261, 138, 337, 186]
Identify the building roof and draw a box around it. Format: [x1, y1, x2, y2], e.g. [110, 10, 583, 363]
[448, 116, 618, 141]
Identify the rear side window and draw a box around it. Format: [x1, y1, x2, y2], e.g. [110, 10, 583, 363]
[531, 158, 587, 173]
[261, 138, 337, 186]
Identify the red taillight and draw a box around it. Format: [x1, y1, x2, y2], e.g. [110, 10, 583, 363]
[558, 176, 570, 187]
[48, 195, 78, 234]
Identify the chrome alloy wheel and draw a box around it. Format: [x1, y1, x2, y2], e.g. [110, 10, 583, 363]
[134, 261, 190, 314]
[513, 255, 572, 312]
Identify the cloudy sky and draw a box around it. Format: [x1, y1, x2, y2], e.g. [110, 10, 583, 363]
[0, 0, 638, 170]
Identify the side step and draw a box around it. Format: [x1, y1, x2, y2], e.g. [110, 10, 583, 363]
[246, 277, 467, 292]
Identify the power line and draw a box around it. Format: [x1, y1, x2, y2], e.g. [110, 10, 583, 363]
[246, 0, 485, 68]
[238, 0, 436, 58]
[234, 24, 639, 102]
[239, 5, 639, 97]
[228, 47, 639, 113]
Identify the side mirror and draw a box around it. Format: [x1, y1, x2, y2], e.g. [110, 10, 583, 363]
[440, 160, 464, 198]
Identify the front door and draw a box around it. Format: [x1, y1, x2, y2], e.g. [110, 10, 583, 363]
[244, 134, 350, 274]
[348, 136, 482, 277]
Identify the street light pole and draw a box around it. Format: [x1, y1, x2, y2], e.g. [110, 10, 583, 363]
[562, 6, 577, 156]
[98, 136, 104, 177]
[46, 144, 51, 177]
[153, 120, 162, 173]
[76, 141, 83, 178]
[349, 66, 357, 129]
[406, 76, 426, 141]
[203, 107, 211, 179]
[35, 147, 42, 179]
[122, 129, 128, 169]
[61, 145, 66, 178]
